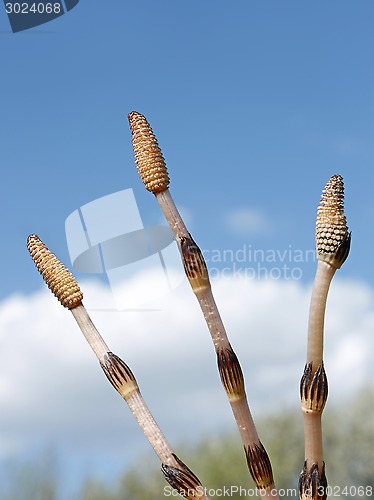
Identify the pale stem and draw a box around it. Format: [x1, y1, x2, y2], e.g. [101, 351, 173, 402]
[156, 189, 190, 240]
[230, 398, 260, 445]
[27, 232, 212, 499]
[71, 304, 211, 499]
[155, 189, 278, 498]
[195, 288, 230, 348]
[307, 260, 336, 367]
[70, 304, 110, 361]
[303, 413, 323, 468]
[125, 390, 177, 466]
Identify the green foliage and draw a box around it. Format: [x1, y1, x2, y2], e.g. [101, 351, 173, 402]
[324, 386, 374, 490]
[0, 448, 58, 500]
[1, 388, 373, 499]
[257, 410, 304, 491]
[78, 388, 374, 499]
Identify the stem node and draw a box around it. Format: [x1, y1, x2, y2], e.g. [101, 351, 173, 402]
[299, 461, 327, 500]
[100, 352, 139, 400]
[245, 442, 274, 490]
[300, 362, 328, 413]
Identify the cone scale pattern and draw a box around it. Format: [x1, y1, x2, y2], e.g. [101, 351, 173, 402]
[316, 175, 350, 266]
[27, 234, 83, 309]
[128, 111, 170, 193]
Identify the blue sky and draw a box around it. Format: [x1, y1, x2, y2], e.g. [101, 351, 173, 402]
[1, 1, 374, 497]
[1, 0, 373, 297]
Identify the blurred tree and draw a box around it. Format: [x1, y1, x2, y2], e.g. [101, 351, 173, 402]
[84, 386, 373, 499]
[0, 447, 58, 500]
[324, 386, 374, 492]
[80, 478, 117, 500]
[1, 388, 372, 499]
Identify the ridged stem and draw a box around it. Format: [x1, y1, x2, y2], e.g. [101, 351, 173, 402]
[156, 189, 190, 240]
[125, 390, 175, 464]
[128, 112, 278, 498]
[303, 414, 323, 468]
[194, 286, 229, 349]
[156, 186, 277, 498]
[299, 262, 332, 500]
[306, 262, 336, 367]
[299, 175, 350, 500]
[27, 234, 211, 500]
[71, 305, 110, 360]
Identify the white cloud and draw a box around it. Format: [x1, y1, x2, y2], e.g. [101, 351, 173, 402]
[0, 275, 373, 492]
[224, 208, 271, 235]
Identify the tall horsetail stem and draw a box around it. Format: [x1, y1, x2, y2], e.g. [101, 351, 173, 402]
[27, 234, 211, 500]
[299, 175, 350, 500]
[128, 111, 278, 499]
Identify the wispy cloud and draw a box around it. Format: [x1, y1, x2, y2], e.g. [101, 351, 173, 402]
[224, 207, 271, 235]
